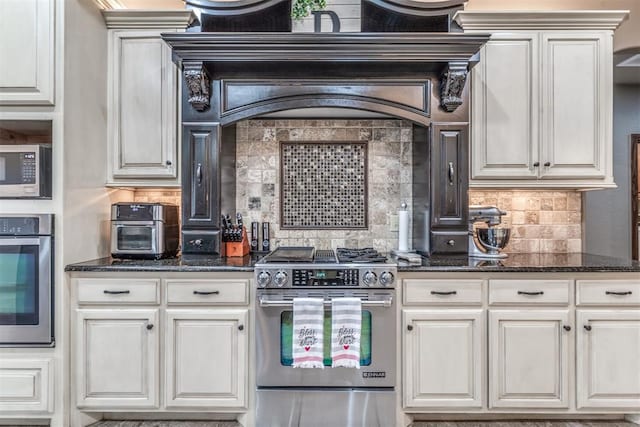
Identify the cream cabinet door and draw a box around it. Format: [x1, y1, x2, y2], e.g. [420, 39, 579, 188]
[0, 0, 54, 105]
[0, 359, 53, 413]
[165, 309, 248, 408]
[108, 30, 178, 183]
[577, 310, 640, 409]
[403, 309, 484, 409]
[489, 310, 571, 408]
[471, 33, 539, 180]
[540, 32, 610, 179]
[75, 309, 160, 409]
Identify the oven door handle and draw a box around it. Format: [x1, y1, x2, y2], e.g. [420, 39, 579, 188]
[0, 238, 43, 246]
[258, 296, 393, 308]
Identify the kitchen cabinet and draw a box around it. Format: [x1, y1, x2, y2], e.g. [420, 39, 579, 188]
[165, 309, 248, 408]
[489, 309, 571, 409]
[75, 309, 160, 409]
[104, 11, 194, 187]
[402, 279, 485, 409]
[0, 358, 54, 413]
[71, 273, 251, 413]
[455, 12, 625, 189]
[576, 279, 640, 410]
[0, 0, 55, 105]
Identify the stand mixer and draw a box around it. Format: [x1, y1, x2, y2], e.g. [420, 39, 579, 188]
[468, 206, 511, 259]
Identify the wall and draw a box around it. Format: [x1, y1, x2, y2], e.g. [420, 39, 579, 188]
[583, 83, 640, 259]
[469, 190, 582, 253]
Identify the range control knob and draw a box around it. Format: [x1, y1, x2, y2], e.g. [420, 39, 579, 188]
[257, 271, 271, 288]
[379, 271, 395, 287]
[274, 271, 288, 287]
[362, 271, 378, 287]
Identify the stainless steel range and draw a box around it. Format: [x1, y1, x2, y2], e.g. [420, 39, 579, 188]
[254, 247, 397, 427]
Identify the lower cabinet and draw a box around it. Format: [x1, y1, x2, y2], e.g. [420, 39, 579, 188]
[75, 309, 160, 409]
[165, 309, 248, 408]
[0, 358, 54, 413]
[403, 309, 484, 408]
[489, 310, 571, 408]
[576, 310, 640, 409]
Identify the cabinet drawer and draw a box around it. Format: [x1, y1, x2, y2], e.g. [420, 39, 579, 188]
[577, 280, 640, 306]
[403, 279, 484, 305]
[0, 359, 53, 413]
[166, 279, 249, 305]
[76, 278, 160, 304]
[489, 280, 570, 305]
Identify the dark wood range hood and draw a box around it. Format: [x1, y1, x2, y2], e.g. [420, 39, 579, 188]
[162, 0, 490, 256]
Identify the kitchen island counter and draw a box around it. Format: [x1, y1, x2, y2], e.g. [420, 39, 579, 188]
[65, 252, 640, 273]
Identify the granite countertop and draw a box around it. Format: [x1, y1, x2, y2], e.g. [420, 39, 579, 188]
[65, 252, 640, 273]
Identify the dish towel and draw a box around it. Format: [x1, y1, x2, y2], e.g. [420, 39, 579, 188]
[331, 297, 361, 368]
[292, 297, 324, 369]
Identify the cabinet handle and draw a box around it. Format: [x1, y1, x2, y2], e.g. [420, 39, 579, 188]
[533, 161, 540, 167]
[103, 290, 130, 295]
[196, 163, 203, 184]
[407, 324, 413, 331]
[146, 324, 154, 330]
[238, 324, 244, 331]
[544, 162, 551, 167]
[166, 160, 172, 166]
[193, 290, 220, 295]
[584, 325, 592, 331]
[447, 162, 455, 185]
[563, 325, 571, 332]
[431, 290, 457, 296]
[605, 291, 632, 296]
[517, 291, 544, 296]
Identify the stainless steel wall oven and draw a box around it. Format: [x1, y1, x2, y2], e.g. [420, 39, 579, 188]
[0, 214, 54, 346]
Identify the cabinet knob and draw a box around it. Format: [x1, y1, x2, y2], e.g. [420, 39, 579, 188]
[146, 324, 154, 330]
[544, 162, 551, 167]
[533, 162, 540, 167]
[166, 160, 172, 166]
[238, 324, 244, 331]
[407, 324, 413, 331]
[563, 325, 571, 331]
[584, 325, 592, 331]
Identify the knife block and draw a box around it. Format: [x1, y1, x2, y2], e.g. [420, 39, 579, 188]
[225, 227, 250, 257]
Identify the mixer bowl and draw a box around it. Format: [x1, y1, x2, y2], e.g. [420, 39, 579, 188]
[476, 227, 511, 253]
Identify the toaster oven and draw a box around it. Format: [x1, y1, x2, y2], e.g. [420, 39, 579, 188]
[110, 203, 179, 259]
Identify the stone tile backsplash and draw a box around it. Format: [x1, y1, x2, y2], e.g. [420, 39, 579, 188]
[236, 119, 413, 251]
[469, 190, 582, 253]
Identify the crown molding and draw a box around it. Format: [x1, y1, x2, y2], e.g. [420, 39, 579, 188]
[453, 10, 629, 31]
[102, 10, 197, 29]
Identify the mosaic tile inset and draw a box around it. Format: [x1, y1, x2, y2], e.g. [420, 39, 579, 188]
[280, 141, 367, 229]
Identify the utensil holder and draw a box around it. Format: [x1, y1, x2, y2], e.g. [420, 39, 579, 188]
[225, 227, 250, 257]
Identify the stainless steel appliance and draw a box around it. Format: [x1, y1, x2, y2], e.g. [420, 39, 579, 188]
[468, 205, 511, 259]
[0, 214, 54, 346]
[110, 203, 179, 259]
[254, 247, 397, 427]
[0, 144, 52, 198]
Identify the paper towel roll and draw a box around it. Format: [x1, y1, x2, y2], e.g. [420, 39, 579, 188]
[398, 209, 409, 252]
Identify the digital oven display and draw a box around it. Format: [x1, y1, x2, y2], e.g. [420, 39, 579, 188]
[313, 270, 338, 280]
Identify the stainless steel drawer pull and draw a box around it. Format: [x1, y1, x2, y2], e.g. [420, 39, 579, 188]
[193, 290, 220, 295]
[103, 290, 130, 295]
[517, 291, 544, 296]
[431, 290, 457, 296]
[259, 297, 392, 308]
[605, 291, 632, 296]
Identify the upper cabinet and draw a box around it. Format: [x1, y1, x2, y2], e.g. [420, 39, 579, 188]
[103, 10, 196, 187]
[0, 0, 55, 105]
[455, 11, 628, 189]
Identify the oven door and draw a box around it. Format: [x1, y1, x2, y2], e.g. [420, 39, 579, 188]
[256, 289, 395, 388]
[0, 237, 52, 346]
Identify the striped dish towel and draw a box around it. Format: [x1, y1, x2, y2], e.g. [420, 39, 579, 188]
[292, 298, 324, 369]
[331, 297, 361, 368]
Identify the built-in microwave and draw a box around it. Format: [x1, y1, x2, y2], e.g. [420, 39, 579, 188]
[0, 144, 52, 198]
